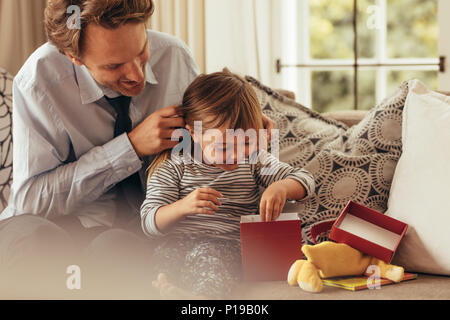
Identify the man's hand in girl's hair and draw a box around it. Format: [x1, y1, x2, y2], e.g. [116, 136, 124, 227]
[128, 105, 185, 158]
[175, 188, 223, 217]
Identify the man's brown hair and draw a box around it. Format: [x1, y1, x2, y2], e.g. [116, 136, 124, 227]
[45, 0, 155, 59]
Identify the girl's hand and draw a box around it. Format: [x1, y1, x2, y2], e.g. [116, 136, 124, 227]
[176, 188, 223, 217]
[259, 181, 287, 222]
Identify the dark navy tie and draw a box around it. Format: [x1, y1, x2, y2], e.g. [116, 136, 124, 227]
[105, 95, 142, 202]
[104, 95, 143, 228]
[105, 95, 133, 137]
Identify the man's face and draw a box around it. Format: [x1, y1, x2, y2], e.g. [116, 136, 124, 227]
[75, 22, 150, 97]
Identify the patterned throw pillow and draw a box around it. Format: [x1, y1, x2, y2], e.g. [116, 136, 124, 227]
[0, 68, 13, 212]
[246, 76, 409, 244]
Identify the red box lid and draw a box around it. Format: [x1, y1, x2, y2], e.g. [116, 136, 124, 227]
[329, 201, 408, 263]
[240, 214, 302, 281]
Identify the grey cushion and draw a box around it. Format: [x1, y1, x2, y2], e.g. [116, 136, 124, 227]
[246, 76, 409, 244]
[0, 68, 13, 212]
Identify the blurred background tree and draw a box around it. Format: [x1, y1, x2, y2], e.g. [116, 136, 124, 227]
[307, 0, 438, 113]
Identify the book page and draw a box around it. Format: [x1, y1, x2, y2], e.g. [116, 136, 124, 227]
[338, 214, 401, 251]
[241, 212, 299, 224]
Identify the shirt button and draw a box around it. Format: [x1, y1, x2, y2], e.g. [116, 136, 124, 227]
[128, 166, 133, 173]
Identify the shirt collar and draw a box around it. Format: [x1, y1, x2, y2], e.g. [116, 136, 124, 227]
[75, 61, 159, 105]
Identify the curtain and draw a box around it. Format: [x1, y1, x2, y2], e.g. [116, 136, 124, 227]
[0, 0, 47, 75]
[204, 0, 272, 83]
[150, 0, 271, 83]
[0, 0, 271, 82]
[150, 0, 206, 73]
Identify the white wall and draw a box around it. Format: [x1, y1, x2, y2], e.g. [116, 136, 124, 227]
[438, 0, 450, 91]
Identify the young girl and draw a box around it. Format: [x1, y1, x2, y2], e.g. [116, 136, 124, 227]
[140, 70, 315, 299]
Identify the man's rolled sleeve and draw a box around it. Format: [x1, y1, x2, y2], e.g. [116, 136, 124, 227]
[103, 133, 143, 186]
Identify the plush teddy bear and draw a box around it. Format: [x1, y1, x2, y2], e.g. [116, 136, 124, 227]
[287, 241, 405, 293]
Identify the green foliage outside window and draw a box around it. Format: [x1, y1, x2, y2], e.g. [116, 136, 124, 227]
[308, 0, 438, 113]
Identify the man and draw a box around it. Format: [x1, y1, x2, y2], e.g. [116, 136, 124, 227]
[0, 0, 273, 298]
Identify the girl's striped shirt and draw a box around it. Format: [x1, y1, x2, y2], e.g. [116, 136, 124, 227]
[140, 151, 315, 241]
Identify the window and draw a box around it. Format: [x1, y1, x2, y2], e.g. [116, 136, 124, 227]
[275, 0, 442, 113]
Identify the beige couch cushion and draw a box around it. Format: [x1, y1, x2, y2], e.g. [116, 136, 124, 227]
[322, 110, 368, 127]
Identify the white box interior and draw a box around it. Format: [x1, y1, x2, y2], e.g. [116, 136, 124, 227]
[241, 212, 299, 224]
[338, 214, 401, 251]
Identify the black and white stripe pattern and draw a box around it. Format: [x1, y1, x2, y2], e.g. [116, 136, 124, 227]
[141, 152, 315, 241]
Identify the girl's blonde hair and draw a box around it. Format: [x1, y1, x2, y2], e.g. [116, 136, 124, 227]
[147, 69, 264, 180]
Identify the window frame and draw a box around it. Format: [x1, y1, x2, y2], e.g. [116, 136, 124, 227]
[274, 0, 443, 111]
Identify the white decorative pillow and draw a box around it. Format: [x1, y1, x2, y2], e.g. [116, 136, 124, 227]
[386, 80, 450, 275]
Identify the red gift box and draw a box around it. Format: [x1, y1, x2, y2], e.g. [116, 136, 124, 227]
[240, 213, 302, 281]
[329, 201, 408, 263]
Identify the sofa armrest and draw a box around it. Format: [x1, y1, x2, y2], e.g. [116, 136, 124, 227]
[322, 110, 368, 127]
[276, 89, 296, 100]
[273, 87, 366, 127]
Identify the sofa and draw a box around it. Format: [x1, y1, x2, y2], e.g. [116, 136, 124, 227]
[229, 88, 450, 300]
[229, 114, 450, 300]
[1, 68, 449, 300]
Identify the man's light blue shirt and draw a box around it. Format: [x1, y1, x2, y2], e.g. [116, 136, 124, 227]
[0, 30, 199, 227]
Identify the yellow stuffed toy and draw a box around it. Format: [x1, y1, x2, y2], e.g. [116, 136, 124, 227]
[287, 241, 405, 293]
